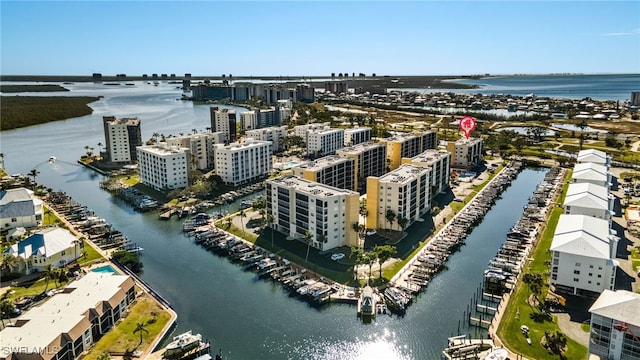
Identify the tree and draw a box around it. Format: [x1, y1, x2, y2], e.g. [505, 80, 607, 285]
[430, 206, 441, 216]
[0, 153, 5, 169]
[304, 230, 313, 263]
[363, 252, 375, 284]
[239, 210, 246, 237]
[0, 254, 19, 274]
[28, 169, 40, 189]
[112, 250, 143, 274]
[385, 209, 396, 230]
[43, 264, 55, 293]
[374, 245, 396, 278]
[266, 214, 275, 249]
[133, 322, 149, 346]
[522, 272, 545, 306]
[351, 246, 364, 280]
[397, 215, 408, 232]
[543, 330, 567, 355]
[0, 298, 16, 326]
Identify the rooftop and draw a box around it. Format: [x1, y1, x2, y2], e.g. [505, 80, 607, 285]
[589, 289, 640, 327]
[0, 272, 134, 359]
[337, 141, 385, 154]
[550, 214, 615, 259]
[378, 164, 431, 184]
[564, 182, 611, 211]
[138, 143, 189, 156]
[407, 149, 451, 164]
[295, 155, 353, 171]
[268, 175, 357, 198]
[6, 227, 78, 259]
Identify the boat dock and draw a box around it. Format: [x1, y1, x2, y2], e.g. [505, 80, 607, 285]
[385, 161, 525, 313]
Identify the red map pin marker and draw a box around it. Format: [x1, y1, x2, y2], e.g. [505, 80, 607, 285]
[459, 116, 477, 140]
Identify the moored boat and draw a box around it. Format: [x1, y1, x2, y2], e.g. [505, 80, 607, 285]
[163, 330, 203, 359]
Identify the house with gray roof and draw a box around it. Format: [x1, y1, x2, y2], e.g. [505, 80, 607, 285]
[4, 227, 82, 274]
[588, 289, 640, 360]
[0, 187, 43, 230]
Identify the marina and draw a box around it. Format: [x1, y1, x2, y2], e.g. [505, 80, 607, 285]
[0, 79, 559, 358]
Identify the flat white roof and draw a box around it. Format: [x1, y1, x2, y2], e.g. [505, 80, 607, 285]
[0, 272, 133, 358]
[138, 144, 189, 156]
[378, 164, 430, 184]
[295, 155, 352, 171]
[408, 149, 450, 164]
[337, 141, 385, 154]
[589, 289, 640, 327]
[268, 175, 357, 198]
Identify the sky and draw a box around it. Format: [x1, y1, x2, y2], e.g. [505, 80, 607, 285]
[1, 1, 639, 76]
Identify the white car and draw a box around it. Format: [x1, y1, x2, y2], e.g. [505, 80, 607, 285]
[331, 253, 345, 261]
[365, 230, 377, 236]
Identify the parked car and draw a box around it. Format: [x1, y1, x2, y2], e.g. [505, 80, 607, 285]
[331, 253, 345, 261]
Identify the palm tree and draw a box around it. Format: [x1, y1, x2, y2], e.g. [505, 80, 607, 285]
[0, 254, 19, 274]
[351, 246, 364, 280]
[364, 252, 374, 284]
[266, 214, 275, 249]
[304, 230, 313, 263]
[28, 169, 40, 189]
[239, 210, 246, 237]
[0, 298, 16, 327]
[374, 245, 396, 278]
[385, 209, 396, 231]
[397, 215, 408, 232]
[133, 322, 149, 346]
[522, 272, 545, 307]
[43, 264, 55, 293]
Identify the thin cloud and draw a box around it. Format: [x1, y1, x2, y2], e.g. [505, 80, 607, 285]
[602, 28, 640, 36]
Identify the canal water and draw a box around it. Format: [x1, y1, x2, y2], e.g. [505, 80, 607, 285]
[1, 83, 548, 359]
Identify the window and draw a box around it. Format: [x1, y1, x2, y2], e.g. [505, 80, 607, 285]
[575, 262, 581, 266]
[11, 218, 17, 222]
[589, 273, 593, 276]
[573, 278, 579, 282]
[574, 270, 580, 275]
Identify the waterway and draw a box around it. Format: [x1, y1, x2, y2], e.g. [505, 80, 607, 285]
[390, 73, 639, 101]
[1, 84, 549, 359]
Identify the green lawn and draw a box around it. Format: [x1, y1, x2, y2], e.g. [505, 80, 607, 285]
[631, 248, 640, 272]
[76, 240, 105, 266]
[84, 294, 171, 359]
[497, 170, 588, 359]
[6, 276, 66, 301]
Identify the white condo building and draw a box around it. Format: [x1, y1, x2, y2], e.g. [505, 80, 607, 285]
[210, 107, 236, 143]
[165, 133, 222, 170]
[246, 126, 288, 152]
[384, 131, 438, 170]
[402, 149, 451, 199]
[564, 182, 614, 223]
[240, 110, 259, 131]
[447, 137, 483, 169]
[307, 128, 345, 157]
[137, 143, 190, 190]
[336, 142, 387, 192]
[102, 116, 142, 163]
[366, 164, 431, 231]
[213, 139, 272, 186]
[344, 127, 372, 146]
[578, 149, 611, 168]
[293, 122, 330, 143]
[550, 214, 618, 297]
[266, 175, 359, 251]
[588, 289, 640, 360]
[292, 155, 356, 191]
[572, 162, 612, 189]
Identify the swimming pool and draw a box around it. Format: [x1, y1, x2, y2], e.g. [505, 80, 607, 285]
[92, 265, 119, 274]
[282, 161, 300, 168]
